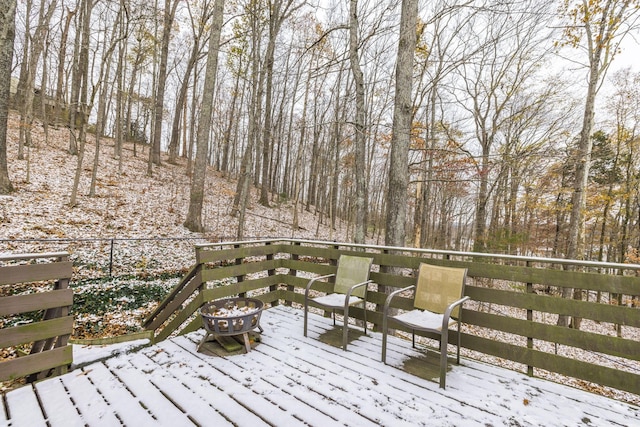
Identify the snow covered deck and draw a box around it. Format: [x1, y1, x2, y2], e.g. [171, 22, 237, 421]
[2, 305, 638, 426]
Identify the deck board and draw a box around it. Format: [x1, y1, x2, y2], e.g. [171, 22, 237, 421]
[102, 356, 194, 426]
[1, 305, 638, 426]
[34, 378, 86, 427]
[3, 385, 46, 426]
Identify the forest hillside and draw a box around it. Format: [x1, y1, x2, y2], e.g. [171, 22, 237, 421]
[0, 111, 353, 246]
[1, 111, 359, 342]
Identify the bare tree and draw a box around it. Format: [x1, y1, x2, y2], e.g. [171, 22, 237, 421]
[184, 0, 225, 232]
[456, 2, 552, 252]
[258, 0, 303, 207]
[148, 0, 180, 174]
[558, 0, 640, 328]
[69, 0, 92, 207]
[385, 0, 418, 249]
[167, 0, 209, 165]
[349, 0, 367, 244]
[0, 0, 16, 194]
[17, 0, 58, 168]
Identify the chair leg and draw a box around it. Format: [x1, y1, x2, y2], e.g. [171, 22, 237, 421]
[439, 329, 448, 389]
[381, 313, 388, 363]
[342, 308, 349, 351]
[303, 299, 308, 337]
[363, 302, 367, 334]
[412, 331, 415, 348]
[456, 319, 462, 364]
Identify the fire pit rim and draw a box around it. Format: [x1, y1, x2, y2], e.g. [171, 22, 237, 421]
[198, 297, 264, 336]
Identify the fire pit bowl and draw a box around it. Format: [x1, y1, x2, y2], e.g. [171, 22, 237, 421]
[198, 297, 264, 336]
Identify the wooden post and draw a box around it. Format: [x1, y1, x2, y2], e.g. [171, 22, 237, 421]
[235, 243, 245, 297]
[286, 241, 300, 306]
[266, 242, 278, 306]
[526, 260, 534, 377]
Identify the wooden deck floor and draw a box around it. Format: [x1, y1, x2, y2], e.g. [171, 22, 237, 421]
[2, 305, 638, 426]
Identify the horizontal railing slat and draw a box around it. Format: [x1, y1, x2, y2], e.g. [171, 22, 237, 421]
[0, 262, 73, 286]
[465, 263, 640, 294]
[463, 310, 640, 361]
[197, 244, 284, 264]
[0, 346, 72, 382]
[0, 289, 73, 317]
[466, 286, 640, 327]
[462, 333, 640, 395]
[200, 259, 281, 283]
[0, 317, 74, 349]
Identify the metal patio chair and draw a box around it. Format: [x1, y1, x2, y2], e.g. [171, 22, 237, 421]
[382, 263, 469, 388]
[303, 255, 374, 351]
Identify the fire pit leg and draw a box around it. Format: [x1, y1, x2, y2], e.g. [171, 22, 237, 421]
[197, 333, 213, 352]
[242, 333, 251, 353]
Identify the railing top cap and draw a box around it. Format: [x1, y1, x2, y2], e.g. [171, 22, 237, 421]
[0, 252, 70, 262]
[195, 238, 640, 271]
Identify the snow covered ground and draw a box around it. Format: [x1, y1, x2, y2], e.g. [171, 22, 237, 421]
[1, 112, 356, 256]
[2, 306, 638, 426]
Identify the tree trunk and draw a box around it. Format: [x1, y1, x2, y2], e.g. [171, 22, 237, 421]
[67, 8, 82, 155]
[232, 1, 263, 222]
[349, 0, 367, 245]
[22, 0, 58, 161]
[169, 4, 206, 165]
[149, 0, 179, 172]
[0, 0, 16, 194]
[56, 8, 75, 128]
[184, 0, 225, 232]
[69, 0, 92, 207]
[385, 0, 417, 249]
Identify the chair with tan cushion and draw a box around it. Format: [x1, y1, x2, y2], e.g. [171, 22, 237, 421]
[304, 255, 374, 351]
[382, 263, 469, 388]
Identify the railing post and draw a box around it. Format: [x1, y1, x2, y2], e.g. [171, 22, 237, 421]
[195, 246, 205, 293]
[235, 243, 245, 298]
[526, 260, 533, 377]
[286, 242, 300, 306]
[266, 242, 278, 306]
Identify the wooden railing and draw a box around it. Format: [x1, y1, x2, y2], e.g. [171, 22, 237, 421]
[145, 239, 640, 397]
[0, 252, 74, 382]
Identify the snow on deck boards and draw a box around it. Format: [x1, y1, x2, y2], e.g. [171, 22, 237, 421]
[1, 306, 638, 427]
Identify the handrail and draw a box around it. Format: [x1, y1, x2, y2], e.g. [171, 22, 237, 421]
[196, 238, 640, 271]
[0, 252, 69, 262]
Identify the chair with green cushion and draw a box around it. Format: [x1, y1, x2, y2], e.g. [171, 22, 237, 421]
[382, 263, 469, 388]
[303, 255, 374, 351]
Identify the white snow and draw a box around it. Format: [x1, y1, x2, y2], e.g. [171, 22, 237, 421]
[2, 306, 638, 426]
[71, 338, 150, 368]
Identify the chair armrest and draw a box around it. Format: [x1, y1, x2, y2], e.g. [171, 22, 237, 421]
[344, 280, 373, 310]
[304, 274, 335, 299]
[347, 280, 372, 293]
[441, 296, 470, 330]
[383, 285, 416, 315]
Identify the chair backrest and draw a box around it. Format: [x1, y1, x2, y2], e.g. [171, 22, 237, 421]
[334, 255, 373, 298]
[414, 263, 468, 318]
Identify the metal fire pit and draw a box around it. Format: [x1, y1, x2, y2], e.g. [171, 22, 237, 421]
[198, 297, 264, 353]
